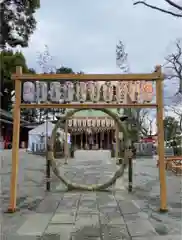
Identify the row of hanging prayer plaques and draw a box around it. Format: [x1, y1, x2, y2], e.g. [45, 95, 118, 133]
[22, 81, 154, 104]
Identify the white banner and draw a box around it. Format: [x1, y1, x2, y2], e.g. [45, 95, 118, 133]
[96, 119, 100, 127]
[111, 120, 115, 127]
[105, 118, 110, 127]
[77, 119, 82, 127]
[82, 119, 87, 127]
[101, 119, 105, 127]
[68, 119, 72, 127]
[92, 119, 96, 127]
[73, 119, 77, 127]
[87, 119, 91, 127]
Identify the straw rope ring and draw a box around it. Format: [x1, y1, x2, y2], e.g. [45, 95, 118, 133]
[48, 108, 130, 191]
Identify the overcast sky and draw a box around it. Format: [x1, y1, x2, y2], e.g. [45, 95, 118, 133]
[23, 0, 181, 72]
[23, 0, 181, 95]
[22, 0, 181, 132]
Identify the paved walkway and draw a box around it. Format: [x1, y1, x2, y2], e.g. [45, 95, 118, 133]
[0, 150, 181, 239]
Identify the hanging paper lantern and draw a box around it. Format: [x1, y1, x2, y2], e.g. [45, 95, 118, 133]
[116, 82, 123, 103]
[101, 119, 105, 127]
[128, 81, 140, 103]
[91, 119, 96, 127]
[106, 118, 111, 127]
[35, 81, 47, 102]
[102, 81, 113, 103]
[87, 119, 91, 127]
[64, 81, 74, 102]
[116, 81, 128, 104]
[76, 82, 87, 102]
[23, 82, 35, 102]
[80, 82, 87, 102]
[75, 82, 80, 101]
[96, 119, 101, 127]
[73, 119, 77, 127]
[111, 120, 115, 127]
[68, 119, 72, 127]
[77, 119, 82, 127]
[63, 83, 68, 101]
[88, 81, 101, 102]
[140, 81, 153, 103]
[50, 82, 61, 102]
[82, 119, 87, 127]
[68, 82, 74, 102]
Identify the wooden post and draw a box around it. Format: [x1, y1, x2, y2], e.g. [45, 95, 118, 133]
[81, 132, 83, 149]
[73, 133, 76, 157]
[107, 130, 110, 149]
[96, 131, 98, 149]
[64, 120, 68, 164]
[124, 148, 133, 192]
[156, 65, 168, 212]
[46, 119, 51, 191]
[115, 122, 119, 160]
[8, 66, 22, 212]
[85, 131, 88, 149]
[100, 132, 102, 149]
[99, 131, 101, 149]
[128, 156, 133, 192]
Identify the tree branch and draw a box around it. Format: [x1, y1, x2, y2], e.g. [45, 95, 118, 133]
[165, 39, 182, 94]
[165, 0, 182, 11]
[133, 1, 182, 17]
[167, 106, 182, 130]
[116, 40, 130, 72]
[168, 106, 182, 115]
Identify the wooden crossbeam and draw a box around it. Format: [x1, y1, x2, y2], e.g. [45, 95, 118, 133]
[12, 72, 162, 81]
[20, 103, 157, 109]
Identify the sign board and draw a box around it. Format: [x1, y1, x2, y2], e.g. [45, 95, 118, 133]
[22, 81, 154, 104]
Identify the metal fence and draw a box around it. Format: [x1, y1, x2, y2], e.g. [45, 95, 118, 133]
[29, 142, 179, 158]
[134, 142, 175, 157]
[30, 143, 46, 154]
[134, 143, 154, 156]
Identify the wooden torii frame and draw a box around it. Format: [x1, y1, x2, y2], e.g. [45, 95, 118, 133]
[8, 65, 167, 213]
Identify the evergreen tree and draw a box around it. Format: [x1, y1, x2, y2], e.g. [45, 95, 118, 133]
[0, 0, 40, 49]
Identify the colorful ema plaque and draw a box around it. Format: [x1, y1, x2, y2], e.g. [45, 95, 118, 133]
[22, 81, 154, 104]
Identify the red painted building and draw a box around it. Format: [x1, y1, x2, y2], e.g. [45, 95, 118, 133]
[140, 134, 157, 144]
[0, 109, 33, 149]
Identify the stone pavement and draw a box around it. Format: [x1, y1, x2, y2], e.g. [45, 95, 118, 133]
[0, 150, 181, 239]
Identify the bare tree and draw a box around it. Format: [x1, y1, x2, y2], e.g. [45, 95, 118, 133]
[166, 106, 182, 130]
[164, 39, 182, 105]
[116, 41, 154, 138]
[37, 45, 56, 74]
[36, 45, 57, 122]
[133, 0, 182, 17]
[137, 109, 154, 136]
[116, 40, 130, 72]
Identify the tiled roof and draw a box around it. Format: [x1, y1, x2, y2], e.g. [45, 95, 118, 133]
[67, 109, 120, 117]
[0, 108, 31, 125]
